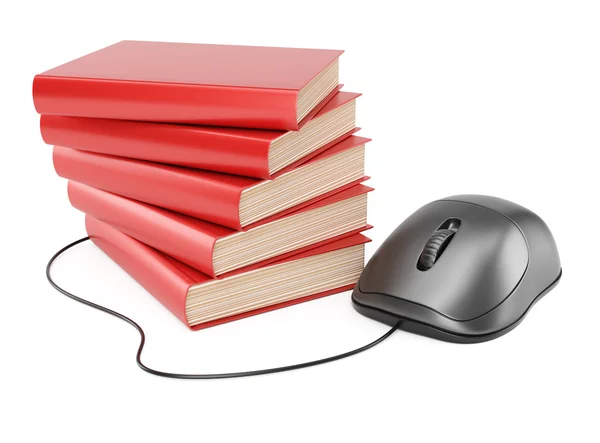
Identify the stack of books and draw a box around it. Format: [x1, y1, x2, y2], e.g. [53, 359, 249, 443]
[33, 41, 372, 329]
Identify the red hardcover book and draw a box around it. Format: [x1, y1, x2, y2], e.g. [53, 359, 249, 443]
[87, 216, 370, 330]
[33, 41, 343, 130]
[69, 181, 372, 277]
[41, 91, 359, 179]
[54, 135, 370, 230]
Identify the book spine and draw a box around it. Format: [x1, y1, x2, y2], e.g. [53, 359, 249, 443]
[86, 215, 193, 327]
[69, 181, 219, 276]
[54, 146, 245, 230]
[41, 115, 273, 179]
[33, 76, 300, 130]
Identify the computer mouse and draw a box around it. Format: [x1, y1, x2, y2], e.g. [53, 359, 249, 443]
[352, 195, 562, 343]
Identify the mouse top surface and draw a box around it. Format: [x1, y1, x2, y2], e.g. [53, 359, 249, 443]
[353, 195, 561, 343]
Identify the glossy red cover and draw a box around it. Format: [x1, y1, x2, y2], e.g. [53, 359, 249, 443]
[86, 216, 370, 329]
[54, 135, 371, 230]
[33, 41, 343, 130]
[70, 181, 373, 277]
[41, 91, 358, 179]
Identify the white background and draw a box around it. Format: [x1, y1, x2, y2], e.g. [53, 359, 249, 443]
[2, 1, 599, 441]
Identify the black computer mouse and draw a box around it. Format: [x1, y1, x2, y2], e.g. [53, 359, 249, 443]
[352, 195, 562, 343]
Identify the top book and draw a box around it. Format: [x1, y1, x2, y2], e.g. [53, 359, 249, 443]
[32, 41, 343, 130]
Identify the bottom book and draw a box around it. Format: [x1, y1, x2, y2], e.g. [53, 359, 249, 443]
[86, 215, 370, 330]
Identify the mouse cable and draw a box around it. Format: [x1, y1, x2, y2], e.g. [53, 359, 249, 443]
[46, 237, 401, 379]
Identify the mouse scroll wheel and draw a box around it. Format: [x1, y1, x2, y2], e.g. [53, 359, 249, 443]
[417, 229, 456, 271]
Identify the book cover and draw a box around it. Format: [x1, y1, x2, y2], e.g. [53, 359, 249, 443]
[87, 216, 370, 330]
[54, 135, 370, 230]
[33, 41, 343, 130]
[69, 181, 373, 277]
[42, 91, 359, 179]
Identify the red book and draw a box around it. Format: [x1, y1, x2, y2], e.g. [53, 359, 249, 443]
[54, 135, 369, 230]
[41, 91, 359, 179]
[33, 41, 343, 130]
[69, 181, 372, 277]
[87, 216, 369, 330]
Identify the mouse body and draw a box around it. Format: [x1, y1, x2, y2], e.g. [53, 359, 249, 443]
[352, 195, 562, 343]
